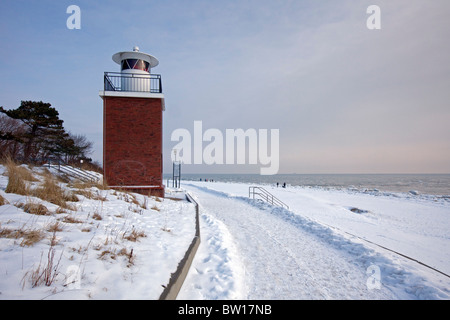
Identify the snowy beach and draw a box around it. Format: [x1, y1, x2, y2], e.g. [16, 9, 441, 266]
[179, 180, 450, 300]
[1, 164, 449, 300]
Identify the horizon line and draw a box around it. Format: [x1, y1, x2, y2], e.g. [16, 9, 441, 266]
[162, 172, 450, 175]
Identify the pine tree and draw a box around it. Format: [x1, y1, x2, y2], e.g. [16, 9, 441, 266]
[0, 101, 67, 162]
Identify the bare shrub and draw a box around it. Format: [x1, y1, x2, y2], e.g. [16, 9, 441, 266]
[55, 207, 66, 214]
[139, 196, 148, 210]
[118, 248, 135, 267]
[99, 247, 135, 267]
[46, 221, 64, 233]
[22, 238, 63, 288]
[123, 228, 146, 242]
[0, 114, 26, 160]
[92, 212, 102, 220]
[21, 229, 45, 247]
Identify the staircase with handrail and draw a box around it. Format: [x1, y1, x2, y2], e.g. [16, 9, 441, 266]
[249, 186, 289, 209]
[46, 162, 100, 183]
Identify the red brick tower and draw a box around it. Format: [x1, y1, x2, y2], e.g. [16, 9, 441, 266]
[99, 47, 165, 197]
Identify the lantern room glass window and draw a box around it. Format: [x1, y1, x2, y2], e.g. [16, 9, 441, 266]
[121, 59, 150, 72]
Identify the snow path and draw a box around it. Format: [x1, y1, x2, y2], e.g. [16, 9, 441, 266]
[180, 184, 399, 300]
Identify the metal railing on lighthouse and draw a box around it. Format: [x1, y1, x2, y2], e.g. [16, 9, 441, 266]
[104, 72, 162, 93]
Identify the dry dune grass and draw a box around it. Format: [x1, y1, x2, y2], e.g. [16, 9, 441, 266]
[4, 158, 35, 195]
[32, 173, 78, 210]
[16, 201, 50, 216]
[0, 226, 45, 247]
[1, 159, 153, 288]
[0, 193, 7, 206]
[3, 158, 78, 211]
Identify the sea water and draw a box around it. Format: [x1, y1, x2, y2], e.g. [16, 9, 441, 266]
[165, 173, 450, 197]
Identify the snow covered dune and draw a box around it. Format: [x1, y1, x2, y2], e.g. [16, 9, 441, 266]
[0, 164, 196, 299]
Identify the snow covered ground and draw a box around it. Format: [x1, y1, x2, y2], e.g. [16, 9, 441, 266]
[0, 164, 196, 300]
[2, 163, 449, 300]
[179, 180, 450, 300]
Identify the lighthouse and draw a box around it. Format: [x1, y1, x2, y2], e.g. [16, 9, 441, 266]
[99, 47, 165, 197]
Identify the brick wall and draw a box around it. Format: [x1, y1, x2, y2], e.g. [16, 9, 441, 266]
[103, 96, 164, 197]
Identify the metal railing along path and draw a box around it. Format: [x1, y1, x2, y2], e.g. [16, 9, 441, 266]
[249, 186, 289, 210]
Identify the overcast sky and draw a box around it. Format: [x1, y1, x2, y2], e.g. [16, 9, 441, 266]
[1, 0, 449, 174]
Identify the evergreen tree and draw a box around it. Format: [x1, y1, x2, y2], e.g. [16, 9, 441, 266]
[1, 101, 94, 164]
[0, 101, 67, 161]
